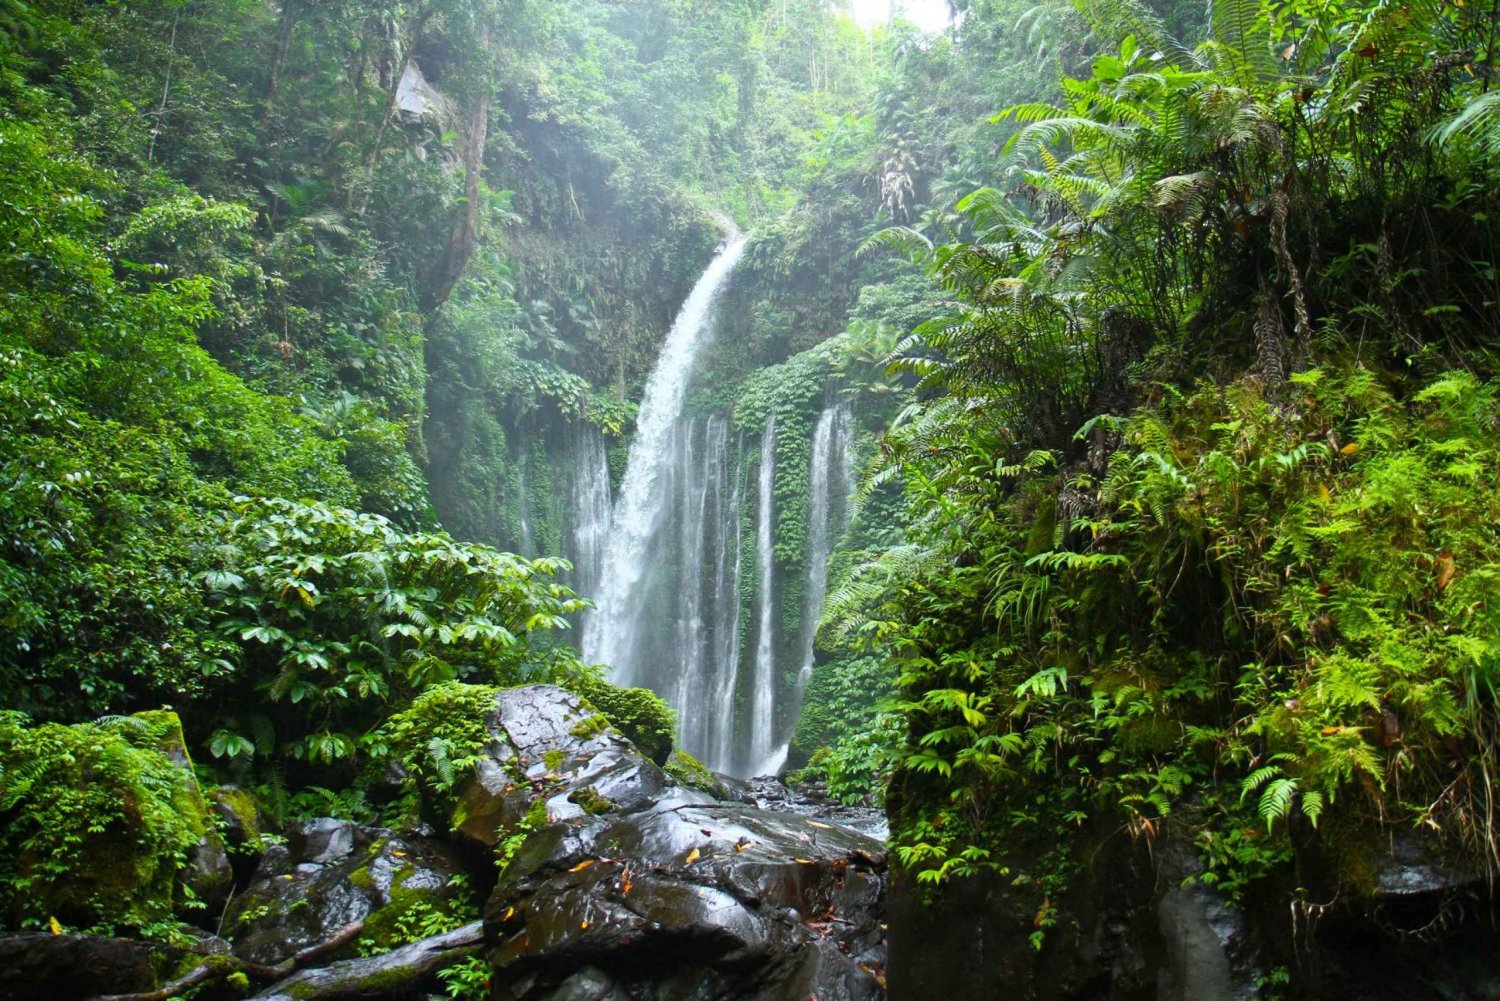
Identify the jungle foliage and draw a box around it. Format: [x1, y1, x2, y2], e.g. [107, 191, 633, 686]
[829, 0, 1500, 943]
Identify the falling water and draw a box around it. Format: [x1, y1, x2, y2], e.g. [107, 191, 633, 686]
[797, 403, 853, 690]
[711, 430, 746, 772]
[583, 234, 748, 687]
[753, 403, 855, 776]
[746, 416, 779, 774]
[517, 458, 535, 555]
[671, 417, 742, 772]
[571, 234, 859, 777]
[567, 427, 613, 609]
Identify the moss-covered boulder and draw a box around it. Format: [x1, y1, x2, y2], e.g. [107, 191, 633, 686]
[0, 710, 225, 932]
[224, 819, 472, 966]
[664, 749, 733, 800]
[565, 675, 675, 765]
[124, 711, 232, 912]
[210, 784, 268, 862]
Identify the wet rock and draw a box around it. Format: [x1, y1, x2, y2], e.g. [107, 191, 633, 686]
[1371, 828, 1481, 898]
[0, 933, 181, 1000]
[453, 685, 887, 1001]
[225, 819, 469, 966]
[740, 775, 889, 840]
[452, 685, 683, 850]
[211, 785, 268, 860]
[1155, 834, 1260, 1001]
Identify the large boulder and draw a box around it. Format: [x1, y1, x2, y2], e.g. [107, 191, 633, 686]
[0, 933, 188, 1000]
[224, 818, 471, 966]
[438, 685, 887, 1001]
[0, 710, 230, 930]
[450, 683, 678, 850]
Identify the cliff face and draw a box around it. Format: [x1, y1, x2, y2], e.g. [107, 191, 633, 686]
[888, 817, 1500, 1001]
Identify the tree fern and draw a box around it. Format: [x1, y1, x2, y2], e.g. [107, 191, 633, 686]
[1207, 0, 1275, 87]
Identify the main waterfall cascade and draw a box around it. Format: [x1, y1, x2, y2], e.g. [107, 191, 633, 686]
[581, 235, 750, 683]
[574, 236, 856, 777]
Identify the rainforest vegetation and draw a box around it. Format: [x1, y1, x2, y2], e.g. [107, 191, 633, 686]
[2, 0, 1499, 997]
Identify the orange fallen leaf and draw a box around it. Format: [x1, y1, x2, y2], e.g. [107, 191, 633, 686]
[1340, 442, 1360, 456]
[569, 860, 595, 873]
[1321, 726, 1340, 736]
[685, 848, 701, 865]
[48, 916, 62, 935]
[1436, 552, 1456, 590]
[501, 906, 515, 921]
[734, 842, 751, 852]
[581, 920, 590, 930]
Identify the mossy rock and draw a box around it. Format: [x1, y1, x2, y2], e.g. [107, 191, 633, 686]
[210, 785, 267, 859]
[0, 711, 221, 931]
[226, 821, 472, 966]
[565, 676, 675, 765]
[567, 785, 616, 815]
[664, 749, 732, 800]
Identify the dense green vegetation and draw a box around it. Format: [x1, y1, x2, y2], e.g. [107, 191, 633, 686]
[5, 0, 1500, 994]
[0, 0, 883, 940]
[815, 0, 1500, 967]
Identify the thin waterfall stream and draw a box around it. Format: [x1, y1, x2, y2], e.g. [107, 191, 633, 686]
[746, 415, 778, 775]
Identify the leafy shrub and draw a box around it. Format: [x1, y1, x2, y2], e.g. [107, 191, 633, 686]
[377, 683, 503, 807]
[203, 498, 588, 769]
[870, 368, 1500, 899]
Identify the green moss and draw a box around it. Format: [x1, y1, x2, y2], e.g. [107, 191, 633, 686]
[566, 785, 615, 815]
[569, 713, 610, 741]
[0, 712, 211, 931]
[664, 749, 724, 798]
[541, 748, 566, 773]
[210, 786, 265, 856]
[564, 676, 675, 765]
[347, 864, 376, 891]
[357, 862, 475, 954]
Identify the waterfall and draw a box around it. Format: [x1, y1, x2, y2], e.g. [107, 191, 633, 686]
[671, 416, 741, 772]
[797, 403, 852, 690]
[746, 416, 779, 774]
[711, 431, 746, 773]
[517, 458, 534, 555]
[567, 427, 612, 610]
[572, 233, 857, 778]
[583, 234, 747, 687]
[751, 402, 855, 777]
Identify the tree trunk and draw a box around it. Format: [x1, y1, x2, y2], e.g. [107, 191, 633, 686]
[262, 0, 300, 119]
[425, 20, 492, 310]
